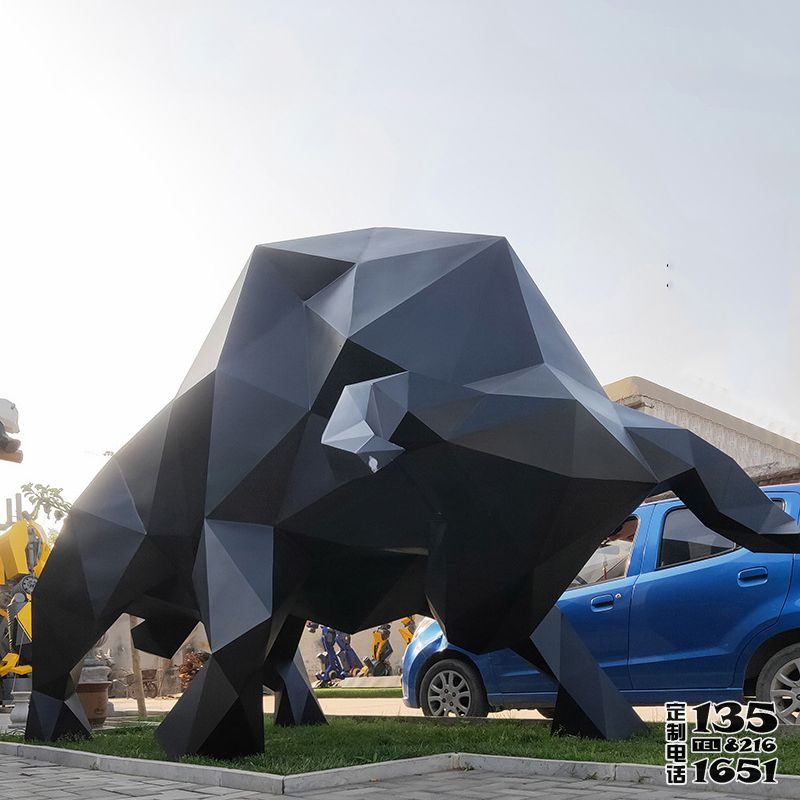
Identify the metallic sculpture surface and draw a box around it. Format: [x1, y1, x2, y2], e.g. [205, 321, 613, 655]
[27, 228, 800, 756]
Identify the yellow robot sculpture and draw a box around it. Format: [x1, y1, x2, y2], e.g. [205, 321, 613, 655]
[0, 516, 50, 677]
[399, 616, 416, 648]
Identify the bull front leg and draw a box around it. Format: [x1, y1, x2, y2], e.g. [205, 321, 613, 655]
[621, 409, 800, 552]
[155, 520, 277, 759]
[513, 606, 646, 739]
[425, 517, 646, 740]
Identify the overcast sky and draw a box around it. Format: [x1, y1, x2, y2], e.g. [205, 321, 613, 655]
[1, 1, 798, 510]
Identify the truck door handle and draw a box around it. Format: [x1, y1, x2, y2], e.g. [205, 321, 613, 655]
[738, 567, 768, 586]
[590, 594, 615, 611]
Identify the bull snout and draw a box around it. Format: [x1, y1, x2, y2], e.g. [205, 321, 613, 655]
[322, 373, 409, 473]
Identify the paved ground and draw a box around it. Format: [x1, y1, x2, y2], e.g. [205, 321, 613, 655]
[300, 770, 777, 799]
[0, 753, 780, 800]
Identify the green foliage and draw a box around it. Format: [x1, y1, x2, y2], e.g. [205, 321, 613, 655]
[43, 527, 61, 547]
[20, 483, 72, 524]
[313, 688, 403, 698]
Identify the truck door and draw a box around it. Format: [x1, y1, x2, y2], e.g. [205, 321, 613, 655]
[627, 493, 796, 690]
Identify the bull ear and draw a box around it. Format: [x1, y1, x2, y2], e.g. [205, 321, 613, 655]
[321, 372, 409, 473]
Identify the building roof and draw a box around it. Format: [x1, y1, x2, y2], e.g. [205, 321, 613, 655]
[604, 375, 800, 460]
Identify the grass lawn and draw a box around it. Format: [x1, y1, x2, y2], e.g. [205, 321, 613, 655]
[11, 716, 800, 776]
[313, 687, 403, 698]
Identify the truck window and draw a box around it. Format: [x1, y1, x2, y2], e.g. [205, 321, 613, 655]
[570, 517, 639, 588]
[657, 498, 786, 570]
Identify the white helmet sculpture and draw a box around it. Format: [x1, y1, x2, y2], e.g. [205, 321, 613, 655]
[0, 399, 19, 435]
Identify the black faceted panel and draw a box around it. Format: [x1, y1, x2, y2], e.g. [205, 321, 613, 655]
[28, 228, 800, 758]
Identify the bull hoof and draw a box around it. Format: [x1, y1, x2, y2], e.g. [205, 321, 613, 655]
[25, 691, 91, 742]
[273, 691, 327, 727]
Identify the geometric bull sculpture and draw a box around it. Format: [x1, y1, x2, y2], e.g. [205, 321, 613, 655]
[27, 228, 800, 758]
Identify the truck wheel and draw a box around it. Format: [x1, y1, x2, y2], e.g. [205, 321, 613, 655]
[756, 643, 800, 725]
[420, 658, 489, 718]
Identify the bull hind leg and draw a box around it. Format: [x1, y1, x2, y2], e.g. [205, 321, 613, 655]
[28, 520, 172, 742]
[29, 597, 130, 742]
[155, 520, 279, 759]
[513, 607, 646, 740]
[623, 413, 800, 551]
[263, 615, 325, 726]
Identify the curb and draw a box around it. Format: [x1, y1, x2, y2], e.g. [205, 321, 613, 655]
[282, 754, 455, 794]
[2, 740, 800, 797]
[0, 741, 285, 794]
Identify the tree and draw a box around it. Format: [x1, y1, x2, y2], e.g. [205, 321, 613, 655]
[20, 483, 72, 524]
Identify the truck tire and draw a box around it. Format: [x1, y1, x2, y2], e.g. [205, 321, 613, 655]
[756, 643, 800, 725]
[420, 658, 489, 718]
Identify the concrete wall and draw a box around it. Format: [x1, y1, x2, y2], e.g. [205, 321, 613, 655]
[632, 398, 800, 484]
[605, 376, 800, 486]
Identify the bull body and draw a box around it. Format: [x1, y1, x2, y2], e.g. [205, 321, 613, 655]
[27, 229, 799, 756]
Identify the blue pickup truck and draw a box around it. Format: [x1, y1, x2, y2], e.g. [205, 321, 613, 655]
[402, 484, 800, 724]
